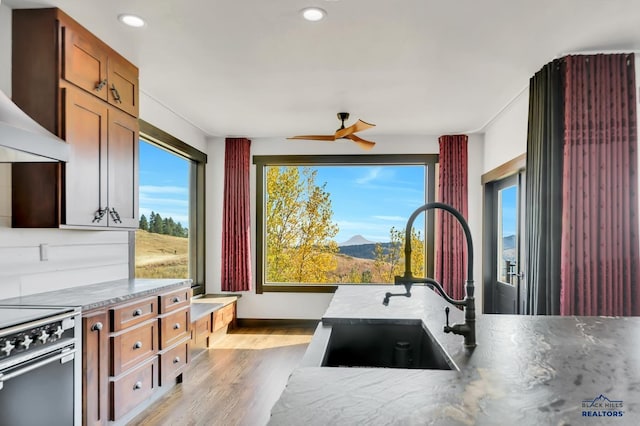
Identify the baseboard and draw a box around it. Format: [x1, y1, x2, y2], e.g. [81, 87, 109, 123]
[236, 318, 320, 328]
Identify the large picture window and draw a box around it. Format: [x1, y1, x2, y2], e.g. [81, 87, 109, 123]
[254, 155, 438, 293]
[134, 120, 207, 295]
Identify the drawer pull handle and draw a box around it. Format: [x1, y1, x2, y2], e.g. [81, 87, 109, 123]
[173, 323, 181, 330]
[133, 341, 143, 349]
[173, 356, 180, 364]
[133, 308, 143, 317]
[91, 322, 103, 332]
[133, 381, 142, 390]
[172, 297, 180, 303]
[95, 79, 107, 91]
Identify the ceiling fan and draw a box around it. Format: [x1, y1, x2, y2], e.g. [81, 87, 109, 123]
[288, 112, 376, 150]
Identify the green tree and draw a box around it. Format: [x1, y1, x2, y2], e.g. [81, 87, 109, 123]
[139, 214, 149, 231]
[266, 166, 339, 283]
[374, 226, 425, 283]
[150, 212, 163, 234]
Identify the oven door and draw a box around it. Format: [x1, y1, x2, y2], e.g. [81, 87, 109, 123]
[0, 344, 76, 426]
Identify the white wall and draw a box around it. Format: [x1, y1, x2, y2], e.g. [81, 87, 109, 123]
[483, 88, 529, 172]
[207, 134, 484, 319]
[0, 3, 207, 300]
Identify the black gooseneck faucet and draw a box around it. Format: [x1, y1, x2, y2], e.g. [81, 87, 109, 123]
[384, 202, 476, 349]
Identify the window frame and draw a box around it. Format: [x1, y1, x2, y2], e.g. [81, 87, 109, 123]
[131, 119, 207, 296]
[253, 154, 438, 294]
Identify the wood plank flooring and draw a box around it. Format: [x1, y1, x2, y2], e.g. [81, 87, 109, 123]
[129, 324, 316, 426]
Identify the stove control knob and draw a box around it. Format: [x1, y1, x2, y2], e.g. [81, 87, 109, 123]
[37, 330, 50, 344]
[1, 339, 15, 356]
[53, 325, 64, 339]
[18, 335, 33, 350]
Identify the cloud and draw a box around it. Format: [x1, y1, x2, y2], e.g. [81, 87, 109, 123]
[355, 167, 383, 184]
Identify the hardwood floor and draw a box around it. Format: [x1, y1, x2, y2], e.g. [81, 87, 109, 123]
[129, 324, 316, 426]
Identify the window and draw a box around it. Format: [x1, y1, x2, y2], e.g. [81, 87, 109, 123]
[254, 154, 438, 293]
[133, 120, 207, 295]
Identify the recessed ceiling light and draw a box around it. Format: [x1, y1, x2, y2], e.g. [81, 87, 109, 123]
[301, 7, 327, 22]
[118, 14, 146, 28]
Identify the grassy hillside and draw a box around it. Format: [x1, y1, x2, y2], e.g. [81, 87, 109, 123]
[135, 230, 188, 278]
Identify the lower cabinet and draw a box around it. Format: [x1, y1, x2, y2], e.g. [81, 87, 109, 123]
[82, 309, 109, 426]
[81, 285, 191, 425]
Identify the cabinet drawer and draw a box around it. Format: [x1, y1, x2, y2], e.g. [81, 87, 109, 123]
[213, 303, 235, 332]
[159, 340, 190, 386]
[159, 287, 191, 313]
[159, 308, 190, 349]
[111, 296, 157, 332]
[110, 357, 158, 421]
[111, 320, 158, 376]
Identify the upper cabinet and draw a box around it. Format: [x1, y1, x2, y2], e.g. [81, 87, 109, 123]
[11, 8, 139, 229]
[61, 14, 139, 116]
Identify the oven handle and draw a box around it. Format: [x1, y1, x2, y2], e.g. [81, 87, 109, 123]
[0, 347, 76, 391]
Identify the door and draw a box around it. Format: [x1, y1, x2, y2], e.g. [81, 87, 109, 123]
[107, 107, 139, 228]
[82, 310, 109, 426]
[483, 172, 525, 314]
[63, 86, 109, 227]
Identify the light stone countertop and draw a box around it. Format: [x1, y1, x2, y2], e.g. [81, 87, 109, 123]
[269, 285, 640, 425]
[0, 278, 192, 310]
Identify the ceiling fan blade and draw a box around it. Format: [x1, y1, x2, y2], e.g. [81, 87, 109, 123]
[287, 135, 336, 141]
[346, 134, 376, 150]
[335, 119, 375, 139]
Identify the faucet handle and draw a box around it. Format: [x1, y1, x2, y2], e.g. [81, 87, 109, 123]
[444, 307, 451, 332]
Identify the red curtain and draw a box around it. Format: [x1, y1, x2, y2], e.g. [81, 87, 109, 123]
[221, 138, 252, 292]
[560, 54, 639, 315]
[435, 135, 468, 300]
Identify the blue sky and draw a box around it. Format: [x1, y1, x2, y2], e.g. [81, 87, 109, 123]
[138, 139, 190, 227]
[311, 165, 426, 243]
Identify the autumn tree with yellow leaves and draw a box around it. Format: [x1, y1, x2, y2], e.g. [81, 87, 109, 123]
[266, 166, 339, 283]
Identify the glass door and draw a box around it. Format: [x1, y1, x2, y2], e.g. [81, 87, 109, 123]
[483, 172, 524, 314]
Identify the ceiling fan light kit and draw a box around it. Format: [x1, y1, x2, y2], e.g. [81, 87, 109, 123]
[288, 112, 376, 150]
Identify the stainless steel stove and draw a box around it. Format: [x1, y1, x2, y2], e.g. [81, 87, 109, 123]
[0, 305, 81, 425]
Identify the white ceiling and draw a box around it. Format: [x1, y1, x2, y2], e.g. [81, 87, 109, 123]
[5, 0, 640, 138]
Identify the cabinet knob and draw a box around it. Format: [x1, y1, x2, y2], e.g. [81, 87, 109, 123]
[133, 308, 143, 317]
[133, 341, 143, 349]
[110, 84, 122, 103]
[133, 381, 142, 390]
[172, 297, 181, 303]
[109, 208, 122, 224]
[173, 356, 180, 364]
[91, 322, 103, 332]
[92, 208, 107, 223]
[95, 79, 107, 91]
[173, 323, 181, 330]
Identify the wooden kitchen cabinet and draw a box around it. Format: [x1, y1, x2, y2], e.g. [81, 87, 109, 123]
[82, 309, 109, 426]
[11, 8, 139, 229]
[213, 302, 236, 332]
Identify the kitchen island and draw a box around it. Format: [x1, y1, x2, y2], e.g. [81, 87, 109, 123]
[269, 286, 639, 425]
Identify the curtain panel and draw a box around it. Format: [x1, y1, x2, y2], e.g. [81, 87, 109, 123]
[525, 59, 565, 315]
[221, 137, 252, 292]
[435, 134, 468, 300]
[560, 54, 640, 316]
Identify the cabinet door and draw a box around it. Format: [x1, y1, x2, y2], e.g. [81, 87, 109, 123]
[63, 86, 109, 227]
[83, 310, 109, 426]
[108, 55, 139, 117]
[108, 108, 139, 228]
[61, 20, 109, 101]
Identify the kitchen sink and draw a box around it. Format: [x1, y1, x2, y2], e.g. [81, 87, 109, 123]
[322, 322, 456, 370]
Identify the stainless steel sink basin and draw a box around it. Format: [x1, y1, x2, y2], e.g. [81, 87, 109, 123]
[322, 322, 456, 370]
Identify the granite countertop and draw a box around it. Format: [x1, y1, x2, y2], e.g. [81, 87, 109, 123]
[0, 278, 192, 310]
[269, 285, 639, 425]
